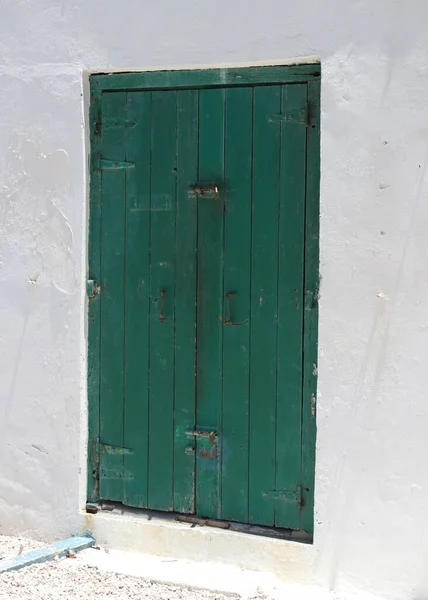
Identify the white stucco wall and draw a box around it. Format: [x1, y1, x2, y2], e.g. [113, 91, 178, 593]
[1, 1, 428, 598]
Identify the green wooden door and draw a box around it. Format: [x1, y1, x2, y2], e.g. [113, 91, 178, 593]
[89, 69, 319, 533]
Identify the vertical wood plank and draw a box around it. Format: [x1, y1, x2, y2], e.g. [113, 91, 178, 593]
[275, 84, 307, 528]
[123, 92, 152, 507]
[99, 91, 127, 501]
[148, 90, 177, 511]
[87, 84, 102, 503]
[196, 88, 225, 519]
[221, 87, 252, 523]
[300, 80, 320, 534]
[248, 85, 281, 526]
[173, 90, 198, 513]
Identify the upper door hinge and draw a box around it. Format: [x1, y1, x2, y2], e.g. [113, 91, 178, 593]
[268, 103, 309, 126]
[99, 442, 134, 455]
[99, 159, 135, 170]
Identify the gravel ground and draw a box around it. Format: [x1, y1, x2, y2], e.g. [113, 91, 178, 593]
[0, 535, 44, 559]
[0, 536, 241, 600]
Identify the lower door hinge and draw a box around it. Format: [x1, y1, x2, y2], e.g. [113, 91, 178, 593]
[262, 488, 300, 503]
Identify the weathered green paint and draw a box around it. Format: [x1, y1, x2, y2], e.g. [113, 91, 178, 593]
[248, 85, 281, 527]
[91, 64, 320, 94]
[123, 91, 151, 508]
[148, 91, 177, 511]
[196, 88, 225, 519]
[173, 89, 198, 514]
[87, 63, 320, 534]
[99, 91, 127, 502]
[275, 83, 307, 529]
[221, 87, 252, 523]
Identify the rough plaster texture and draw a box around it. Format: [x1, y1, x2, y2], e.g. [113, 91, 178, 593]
[1, 1, 428, 599]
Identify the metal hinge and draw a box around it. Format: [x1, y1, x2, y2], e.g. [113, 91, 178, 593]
[99, 159, 135, 170]
[94, 121, 101, 136]
[268, 103, 309, 126]
[99, 469, 134, 480]
[99, 442, 134, 455]
[262, 488, 300, 503]
[87, 279, 100, 299]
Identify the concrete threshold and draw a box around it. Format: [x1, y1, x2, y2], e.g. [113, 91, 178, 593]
[79, 508, 386, 600]
[80, 506, 314, 587]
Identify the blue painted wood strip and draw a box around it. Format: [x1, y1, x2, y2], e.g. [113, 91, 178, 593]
[0, 536, 94, 574]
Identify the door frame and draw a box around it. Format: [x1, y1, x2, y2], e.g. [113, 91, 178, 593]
[86, 62, 320, 534]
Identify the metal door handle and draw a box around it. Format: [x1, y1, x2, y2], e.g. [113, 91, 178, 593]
[187, 184, 220, 200]
[219, 292, 248, 326]
[186, 430, 218, 444]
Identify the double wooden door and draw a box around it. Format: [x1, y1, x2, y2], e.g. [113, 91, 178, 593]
[89, 74, 317, 532]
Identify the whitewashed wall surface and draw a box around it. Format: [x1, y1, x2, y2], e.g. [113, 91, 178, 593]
[1, 2, 428, 599]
